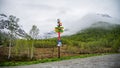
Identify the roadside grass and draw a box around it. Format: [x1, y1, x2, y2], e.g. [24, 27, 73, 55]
[0, 53, 118, 66]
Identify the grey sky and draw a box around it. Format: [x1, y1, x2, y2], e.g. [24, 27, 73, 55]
[0, 0, 120, 35]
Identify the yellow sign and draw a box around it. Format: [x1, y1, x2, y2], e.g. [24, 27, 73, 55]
[55, 27, 64, 33]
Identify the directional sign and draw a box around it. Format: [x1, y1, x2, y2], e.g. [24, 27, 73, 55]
[55, 27, 64, 33]
[57, 40, 62, 46]
[54, 19, 64, 58]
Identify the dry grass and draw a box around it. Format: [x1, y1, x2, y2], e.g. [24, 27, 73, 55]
[0, 45, 113, 62]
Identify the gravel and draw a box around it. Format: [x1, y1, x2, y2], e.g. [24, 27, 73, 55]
[0, 54, 120, 68]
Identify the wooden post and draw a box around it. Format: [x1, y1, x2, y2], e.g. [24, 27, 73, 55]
[58, 46, 60, 58]
[58, 32, 60, 58]
[55, 19, 64, 58]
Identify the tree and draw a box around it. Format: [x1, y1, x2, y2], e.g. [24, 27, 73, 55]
[29, 25, 39, 59]
[0, 14, 20, 59]
[0, 14, 8, 45]
[7, 15, 20, 59]
[29, 25, 39, 39]
[1, 14, 33, 60]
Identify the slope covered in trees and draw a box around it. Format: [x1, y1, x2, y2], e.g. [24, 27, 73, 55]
[61, 22, 120, 53]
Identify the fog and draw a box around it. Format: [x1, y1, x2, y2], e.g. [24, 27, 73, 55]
[0, 0, 120, 37]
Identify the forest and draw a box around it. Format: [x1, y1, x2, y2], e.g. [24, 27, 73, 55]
[0, 14, 120, 63]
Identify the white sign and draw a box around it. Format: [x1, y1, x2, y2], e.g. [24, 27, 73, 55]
[57, 42, 62, 46]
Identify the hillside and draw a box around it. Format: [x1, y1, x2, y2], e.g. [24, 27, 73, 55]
[63, 22, 120, 41]
[60, 22, 120, 53]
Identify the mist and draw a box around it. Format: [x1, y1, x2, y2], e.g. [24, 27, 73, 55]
[0, 0, 120, 37]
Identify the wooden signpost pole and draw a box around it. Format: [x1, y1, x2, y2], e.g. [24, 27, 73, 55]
[58, 32, 60, 58]
[55, 19, 64, 58]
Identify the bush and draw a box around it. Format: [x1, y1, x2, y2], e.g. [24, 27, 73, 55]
[112, 39, 120, 52]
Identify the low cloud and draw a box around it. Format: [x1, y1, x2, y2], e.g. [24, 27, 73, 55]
[0, 0, 120, 36]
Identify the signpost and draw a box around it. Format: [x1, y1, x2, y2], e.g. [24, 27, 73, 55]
[55, 19, 64, 58]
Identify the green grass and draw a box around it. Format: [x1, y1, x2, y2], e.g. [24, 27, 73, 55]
[0, 53, 118, 66]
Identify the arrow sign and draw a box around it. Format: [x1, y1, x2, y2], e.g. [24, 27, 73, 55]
[54, 19, 64, 58]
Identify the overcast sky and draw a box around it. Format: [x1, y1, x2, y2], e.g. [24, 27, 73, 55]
[0, 0, 120, 35]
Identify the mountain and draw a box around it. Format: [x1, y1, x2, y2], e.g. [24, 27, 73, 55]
[0, 14, 28, 39]
[40, 13, 120, 39]
[64, 13, 120, 35]
[87, 21, 118, 30]
[60, 22, 120, 52]
[64, 21, 120, 41]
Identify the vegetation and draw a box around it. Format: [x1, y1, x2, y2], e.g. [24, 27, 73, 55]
[0, 14, 120, 66]
[61, 23, 120, 53]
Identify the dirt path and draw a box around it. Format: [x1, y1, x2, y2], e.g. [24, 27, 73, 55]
[1, 54, 120, 68]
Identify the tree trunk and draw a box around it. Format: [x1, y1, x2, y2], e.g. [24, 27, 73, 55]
[30, 40, 34, 59]
[8, 37, 12, 59]
[27, 46, 30, 58]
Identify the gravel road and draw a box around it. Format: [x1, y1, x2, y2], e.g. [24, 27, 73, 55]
[0, 54, 120, 68]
